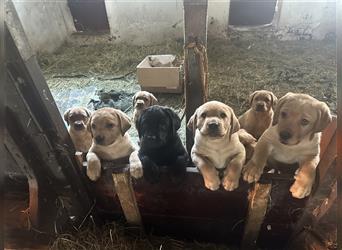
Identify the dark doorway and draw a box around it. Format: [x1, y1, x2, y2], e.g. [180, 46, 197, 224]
[229, 0, 277, 26]
[68, 0, 110, 32]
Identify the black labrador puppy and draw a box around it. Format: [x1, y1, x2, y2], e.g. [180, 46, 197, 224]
[136, 105, 189, 183]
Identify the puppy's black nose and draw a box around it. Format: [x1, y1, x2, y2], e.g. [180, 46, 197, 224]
[208, 122, 219, 131]
[279, 131, 292, 141]
[74, 122, 84, 130]
[136, 100, 145, 108]
[95, 135, 105, 144]
[256, 104, 264, 111]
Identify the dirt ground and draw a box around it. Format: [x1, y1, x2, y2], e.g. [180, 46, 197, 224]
[39, 31, 336, 116]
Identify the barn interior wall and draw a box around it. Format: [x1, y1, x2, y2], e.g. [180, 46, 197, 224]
[104, 0, 335, 44]
[276, 0, 336, 40]
[104, 0, 231, 45]
[11, 0, 336, 52]
[12, 0, 75, 54]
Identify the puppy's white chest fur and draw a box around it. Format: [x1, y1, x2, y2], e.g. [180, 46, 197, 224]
[89, 134, 135, 161]
[264, 127, 320, 164]
[192, 131, 243, 169]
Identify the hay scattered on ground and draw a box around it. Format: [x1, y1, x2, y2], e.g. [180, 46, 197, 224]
[39, 32, 336, 116]
[207, 31, 336, 114]
[50, 222, 232, 250]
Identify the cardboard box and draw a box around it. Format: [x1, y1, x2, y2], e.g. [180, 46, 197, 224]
[137, 55, 183, 93]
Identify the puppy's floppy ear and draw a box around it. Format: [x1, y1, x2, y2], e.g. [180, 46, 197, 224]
[135, 110, 143, 138]
[132, 93, 138, 106]
[269, 92, 278, 109]
[83, 108, 92, 117]
[148, 92, 158, 106]
[116, 109, 132, 136]
[249, 91, 258, 106]
[63, 108, 71, 125]
[310, 101, 332, 139]
[272, 92, 294, 125]
[228, 107, 240, 139]
[86, 115, 93, 136]
[164, 107, 181, 134]
[187, 110, 197, 135]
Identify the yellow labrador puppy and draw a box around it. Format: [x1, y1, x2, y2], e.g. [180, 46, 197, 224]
[239, 90, 278, 139]
[243, 93, 332, 198]
[188, 101, 245, 191]
[132, 91, 158, 124]
[64, 107, 92, 153]
[86, 107, 140, 181]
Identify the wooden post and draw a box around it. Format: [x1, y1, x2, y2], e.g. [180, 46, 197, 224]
[6, 0, 99, 227]
[336, 1, 342, 248]
[183, 0, 209, 153]
[109, 164, 142, 225]
[241, 183, 272, 250]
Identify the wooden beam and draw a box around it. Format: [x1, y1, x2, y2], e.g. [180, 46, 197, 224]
[102, 162, 142, 226]
[241, 183, 272, 250]
[183, 0, 208, 152]
[336, 1, 342, 248]
[4, 133, 39, 227]
[5, 0, 99, 227]
[112, 171, 142, 225]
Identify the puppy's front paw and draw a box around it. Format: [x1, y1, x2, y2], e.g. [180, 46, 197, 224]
[170, 154, 188, 183]
[203, 175, 220, 191]
[129, 151, 143, 179]
[243, 161, 263, 183]
[87, 159, 101, 181]
[290, 172, 314, 199]
[222, 174, 239, 191]
[130, 158, 143, 179]
[290, 181, 312, 199]
[140, 156, 160, 183]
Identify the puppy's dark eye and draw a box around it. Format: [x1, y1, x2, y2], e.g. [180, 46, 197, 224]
[281, 112, 287, 118]
[301, 119, 309, 126]
[220, 112, 226, 118]
[265, 99, 270, 103]
[91, 124, 96, 129]
[201, 112, 206, 118]
[106, 123, 114, 129]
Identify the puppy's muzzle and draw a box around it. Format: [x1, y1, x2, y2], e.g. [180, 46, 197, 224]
[207, 121, 221, 136]
[95, 135, 105, 145]
[74, 121, 85, 131]
[256, 103, 266, 112]
[279, 130, 292, 144]
[135, 100, 145, 108]
[145, 135, 157, 141]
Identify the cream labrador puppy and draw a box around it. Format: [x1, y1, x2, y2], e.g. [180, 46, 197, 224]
[64, 107, 92, 153]
[132, 91, 158, 124]
[239, 90, 278, 139]
[243, 93, 332, 198]
[188, 101, 245, 191]
[86, 107, 141, 181]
